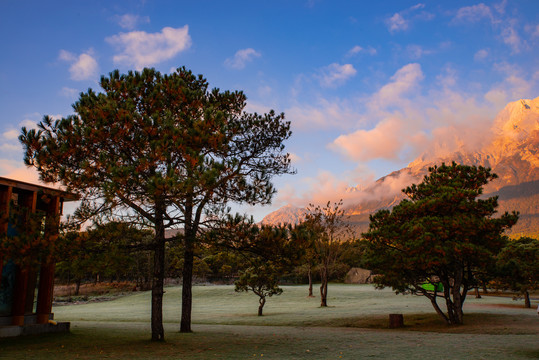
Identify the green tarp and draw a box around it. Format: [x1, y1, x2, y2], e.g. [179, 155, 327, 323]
[421, 282, 443, 292]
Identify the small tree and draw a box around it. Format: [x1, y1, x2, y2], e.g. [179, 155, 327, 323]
[210, 215, 303, 315]
[303, 200, 351, 307]
[362, 163, 518, 325]
[235, 263, 283, 316]
[496, 237, 539, 308]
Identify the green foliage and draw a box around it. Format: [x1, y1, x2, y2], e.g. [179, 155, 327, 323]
[55, 222, 154, 291]
[209, 214, 302, 315]
[235, 263, 284, 316]
[0, 204, 54, 268]
[20, 67, 292, 216]
[209, 214, 305, 269]
[362, 162, 519, 325]
[495, 236, 539, 306]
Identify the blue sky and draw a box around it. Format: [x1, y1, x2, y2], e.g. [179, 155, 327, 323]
[1, 0, 538, 220]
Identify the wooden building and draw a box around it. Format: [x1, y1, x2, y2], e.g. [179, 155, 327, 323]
[0, 177, 77, 337]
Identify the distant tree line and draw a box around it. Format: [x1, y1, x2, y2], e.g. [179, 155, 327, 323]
[54, 218, 362, 297]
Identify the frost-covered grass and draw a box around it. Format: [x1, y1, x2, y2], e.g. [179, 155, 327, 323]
[51, 284, 537, 329]
[2, 284, 538, 359]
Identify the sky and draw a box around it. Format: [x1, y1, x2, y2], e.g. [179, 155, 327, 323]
[1, 0, 538, 221]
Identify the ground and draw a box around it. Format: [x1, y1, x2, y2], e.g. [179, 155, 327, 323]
[1, 284, 538, 359]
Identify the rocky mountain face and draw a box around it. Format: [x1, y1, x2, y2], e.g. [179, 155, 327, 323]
[262, 97, 539, 237]
[260, 204, 308, 225]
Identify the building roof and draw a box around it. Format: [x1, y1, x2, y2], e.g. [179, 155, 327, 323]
[0, 177, 78, 201]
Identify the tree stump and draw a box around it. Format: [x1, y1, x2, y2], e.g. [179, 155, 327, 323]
[389, 314, 404, 328]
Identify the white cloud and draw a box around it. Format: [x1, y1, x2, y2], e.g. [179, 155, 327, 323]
[319, 63, 357, 88]
[1, 128, 24, 155]
[386, 13, 408, 33]
[0, 151, 63, 189]
[453, 3, 493, 23]
[501, 26, 525, 53]
[326, 61, 528, 166]
[330, 117, 407, 161]
[493, 0, 508, 15]
[348, 45, 363, 55]
[370, 63, 424, 108]
[59, 49, 98, 81]
[276, 170, 359, 207]
[257, 85, 272, 98]
[347, 45, 377, 56]
[0, 163, 44, 186]
[61, 87, 78, 98]
[285, 98, 360, 130]
[406, 44, 433, 59]
[224, 48, 261, 70]
[2, 129, 19, 140]
[107, 26, 191, 70]
[274, 162, 422, 209]
[452, 3, 531, 54]
[116, 14, 150, 30]
[288, 152, 302, 164]
[386, 3, 432, 34]
[0, 143, 20, 152]
[474, 49, 489, 61]
[58, 49, 75, 62]
[19, 118, 38, 129]
[484, 65, 533, 108]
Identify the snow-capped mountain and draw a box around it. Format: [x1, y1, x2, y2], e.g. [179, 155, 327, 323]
[262, 97, 539, 236]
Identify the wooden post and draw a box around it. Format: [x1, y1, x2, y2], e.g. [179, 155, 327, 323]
[11, 266, 29, 325]
[11, 190, 37, 326]
[389, 313, 404, 328]
[36, 195, 60, 324]
[0, 186, 12, 282]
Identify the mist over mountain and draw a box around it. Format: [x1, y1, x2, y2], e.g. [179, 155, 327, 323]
[262, 97, 539, 237]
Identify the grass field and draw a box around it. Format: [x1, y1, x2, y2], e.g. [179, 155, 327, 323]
[1, 284, 538, 359]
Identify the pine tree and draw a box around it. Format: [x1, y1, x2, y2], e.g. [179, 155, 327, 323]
[20, 67, 293, 340]
[362, 162, 518, 325]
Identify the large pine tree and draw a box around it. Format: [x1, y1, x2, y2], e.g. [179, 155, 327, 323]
[20, 67, 293, 340]
[362, 162, 518, 325]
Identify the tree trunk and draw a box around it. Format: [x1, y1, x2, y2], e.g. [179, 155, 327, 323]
[428, 293, 449, 324]
[258, 297, 266, 316]
[308, 268, 314, 297]
[151, 207, 165, 341]
[524, 290, 531, 308]
[446, 277, 465, 325]
[474, 287, 481, 299]
[180, 222, 195, 333]
[320, 267, 328, 307]
[75, 279, 81, 296]
[389, 314, 404, 328]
